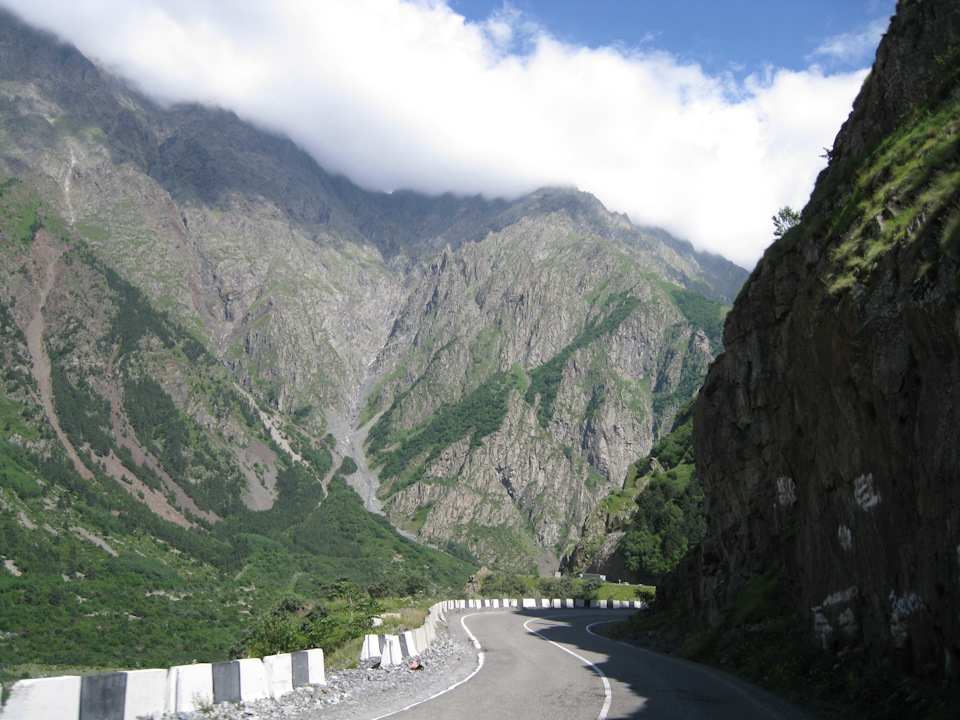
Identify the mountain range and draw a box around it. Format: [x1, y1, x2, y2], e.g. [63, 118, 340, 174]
[0, 0, 745, 620]
[5, 3, 960, 715]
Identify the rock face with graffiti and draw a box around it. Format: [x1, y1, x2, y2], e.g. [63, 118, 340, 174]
[675, 0, 960, 679]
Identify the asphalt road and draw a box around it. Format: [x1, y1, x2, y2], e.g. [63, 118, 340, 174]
[376, 609, 810, 720]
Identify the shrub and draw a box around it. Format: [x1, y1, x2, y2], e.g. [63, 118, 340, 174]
[367, 570, 432, 600]
[479, 572, 531, 598]
[637, 586, 656, 603]
[229, 593, 384, 659]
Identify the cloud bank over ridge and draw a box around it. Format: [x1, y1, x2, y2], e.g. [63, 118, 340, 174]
[1, 0, 886, 268]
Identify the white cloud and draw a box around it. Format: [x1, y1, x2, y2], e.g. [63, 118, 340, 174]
[811, 16, 889, 66]
[0, 0, 876, 268]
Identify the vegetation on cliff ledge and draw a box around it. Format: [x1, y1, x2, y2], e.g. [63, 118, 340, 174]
[759, 56, 960, 298]
[616, 404, 705, 583]
[524, 291, 642, 428]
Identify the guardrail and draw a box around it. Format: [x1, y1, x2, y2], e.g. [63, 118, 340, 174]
[0, 649, 325, 720]
[0, 597, 645, 719]
[358, 597, 647, 666]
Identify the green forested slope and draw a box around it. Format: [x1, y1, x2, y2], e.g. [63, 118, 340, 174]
[0, 179, 474, 682]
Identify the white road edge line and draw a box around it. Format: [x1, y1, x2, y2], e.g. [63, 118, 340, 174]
[585, 620, 628, 644]
[523, 616, 613, 720]
[369, 612, 487, 720]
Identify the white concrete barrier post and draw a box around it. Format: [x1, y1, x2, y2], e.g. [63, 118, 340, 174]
[123, 668, 168, 720]
[381, 635, 404, 667]
[399, 630, 418, 658]
[361, 634, 383, 662]
[292, 649, 325, 687]
[169, 664, 213, 714]
[237, 658, 270, 702]
[263, 653, 293, 698]
[414, 627, 428, 654]
[0, 676, 82, 720]
[79, 671, 128, 720]
[212, 661, 242, 706]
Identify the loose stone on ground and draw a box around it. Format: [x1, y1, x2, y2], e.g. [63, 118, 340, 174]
[157, 627, 477, 720]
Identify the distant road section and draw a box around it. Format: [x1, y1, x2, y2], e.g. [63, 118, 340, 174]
[381, 609, 809, 720]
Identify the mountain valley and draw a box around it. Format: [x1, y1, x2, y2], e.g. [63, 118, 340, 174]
[0, 6, 746, 673]
[5, 4, 959, 717]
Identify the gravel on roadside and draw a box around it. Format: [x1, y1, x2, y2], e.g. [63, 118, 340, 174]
[156, 619, 479, 720]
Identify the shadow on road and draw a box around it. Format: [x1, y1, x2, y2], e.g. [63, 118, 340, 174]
[513, 609, 809, 720]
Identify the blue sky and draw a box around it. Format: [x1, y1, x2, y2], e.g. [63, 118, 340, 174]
[453, 0, 896, 74]
[0, 0, 898, 267]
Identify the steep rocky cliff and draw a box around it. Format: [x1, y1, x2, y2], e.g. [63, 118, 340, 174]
[683, 0, 960, 680]
[366, 203, 722, 571]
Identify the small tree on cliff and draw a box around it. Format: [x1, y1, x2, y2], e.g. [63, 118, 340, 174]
[772, 205, 801, 238]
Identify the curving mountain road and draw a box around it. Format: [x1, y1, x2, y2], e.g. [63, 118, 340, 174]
[375, 609, 809, 720]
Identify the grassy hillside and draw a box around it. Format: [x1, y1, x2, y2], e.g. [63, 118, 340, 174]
[0, 178, 475, 685]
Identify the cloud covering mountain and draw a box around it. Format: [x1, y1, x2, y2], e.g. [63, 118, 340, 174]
[0, 0, 889, 267]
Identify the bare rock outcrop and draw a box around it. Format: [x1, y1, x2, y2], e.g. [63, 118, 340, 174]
[682, 0, 960, 679]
